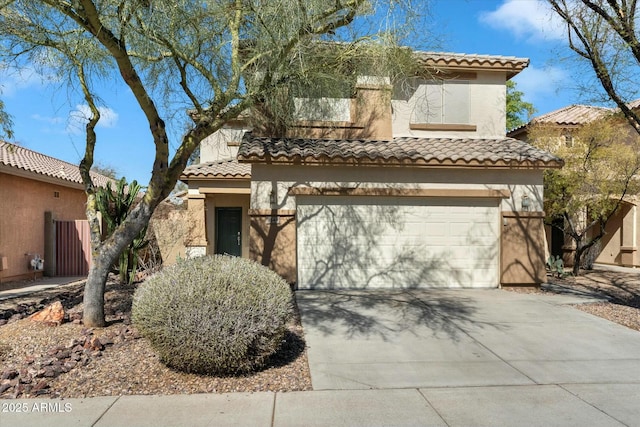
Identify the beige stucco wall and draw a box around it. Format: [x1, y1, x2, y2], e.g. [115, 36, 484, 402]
[151, 207, 189, 266]
[249, 210, 297, 283]
[248, 164, 546, 286]
[200, 127, 246, 163]
[501, 212, 547, 285]
[0, 172, 88, 283]
[391, 71, 507, 139]
[595, 203, 640, 267]
[287, 81, 393, 141]
[250, 164, 543, 213]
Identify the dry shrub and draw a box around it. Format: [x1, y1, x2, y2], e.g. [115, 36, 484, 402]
[132, 255, 292, 375]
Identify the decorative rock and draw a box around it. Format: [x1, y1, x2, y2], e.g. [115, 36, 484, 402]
[47, 345, 64, 356]
[99, 336, 114, 346]
[1, 369, 18, 380]
[86, 336, 104, 351]
[55, 349, 71, 360]
[29, 301, 65, 326]
[0, 382, 11, 394]
[43, 367, 56, 378]
[31, 379, 49, 394]
[41, 358, 55, 367]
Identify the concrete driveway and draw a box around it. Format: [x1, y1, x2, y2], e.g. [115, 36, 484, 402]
[297, 288, 640, 389]
[296, 289, 640, 426]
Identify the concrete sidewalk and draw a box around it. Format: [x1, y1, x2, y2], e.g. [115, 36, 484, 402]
[0, 277, 85, 301]
[1, 384, 638, 427]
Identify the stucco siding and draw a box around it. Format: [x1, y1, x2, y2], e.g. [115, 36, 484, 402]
[200, 128, 245, 163]
[391, 71, 507, 139]
[595, 203, 640, 267]
[0, 172, 88, 282]
[250, 164, 543, 213]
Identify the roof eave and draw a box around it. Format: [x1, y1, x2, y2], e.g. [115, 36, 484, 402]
[237, 155, 563, 169]
[180, 173, 251, 180]
[0, 163, 87, 190]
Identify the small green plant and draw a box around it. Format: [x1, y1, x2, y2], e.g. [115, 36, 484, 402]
[132, 255, 292, 375]
[546, 255, 569, 278]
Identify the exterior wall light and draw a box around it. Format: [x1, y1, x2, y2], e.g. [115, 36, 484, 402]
[521, 194, 531, 212]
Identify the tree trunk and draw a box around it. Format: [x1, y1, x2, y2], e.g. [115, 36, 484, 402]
[572, 243, 585, 276]
[83, 203, 155, 327]
[83, 255, 113, 327]
[572, 252, 581, 276]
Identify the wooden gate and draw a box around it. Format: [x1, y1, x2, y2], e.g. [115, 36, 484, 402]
[55, 220, 91, 276]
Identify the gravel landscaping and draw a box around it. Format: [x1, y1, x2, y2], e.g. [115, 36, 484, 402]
[0, 278, 311, 399]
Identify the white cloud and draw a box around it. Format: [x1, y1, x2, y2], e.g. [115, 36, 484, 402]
[512, 65, 569, 105]
[0, 64, 46, 96]
[479, 0, 566, 42]
[67, 104, 119, 134]
[31, 114, 65, 125]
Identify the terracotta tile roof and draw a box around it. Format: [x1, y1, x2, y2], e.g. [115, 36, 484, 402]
[415, 51, 529, 78]
[181, 158, 251, 179]
[532, 104, 612, 126]
[0, 141, 113, 187]
[238, 134, 563, 169]
[508, 104, 614, 137]
[626, 99, 640, 109]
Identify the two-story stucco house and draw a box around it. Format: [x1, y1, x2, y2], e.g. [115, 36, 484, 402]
[181, 51, 563, 289]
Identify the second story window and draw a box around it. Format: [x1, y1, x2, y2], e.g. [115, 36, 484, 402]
[411, 79, 470, 125]
[291, 79, 354, 123]
[293, 97, 351, 122]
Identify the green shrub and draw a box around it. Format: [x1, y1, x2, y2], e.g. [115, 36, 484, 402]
[132, 255, 293, 375]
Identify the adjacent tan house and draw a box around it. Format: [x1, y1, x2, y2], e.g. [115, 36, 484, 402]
[0, 142, 111, 285]
[510, 104, 640, 269]
[181, 51, 563, 288]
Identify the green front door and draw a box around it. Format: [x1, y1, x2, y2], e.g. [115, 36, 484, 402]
[215, 207, 242, 257]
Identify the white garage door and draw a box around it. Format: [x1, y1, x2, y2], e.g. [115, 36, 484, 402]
[296, 196, 500, 289]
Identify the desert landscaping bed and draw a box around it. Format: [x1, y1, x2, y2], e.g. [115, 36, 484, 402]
[0, 278, 311, 399]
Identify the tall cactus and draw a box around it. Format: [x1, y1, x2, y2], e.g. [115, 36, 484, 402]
[96, 178, 148, 284]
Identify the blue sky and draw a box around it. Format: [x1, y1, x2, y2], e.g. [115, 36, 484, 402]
[0, 0, 602, 184]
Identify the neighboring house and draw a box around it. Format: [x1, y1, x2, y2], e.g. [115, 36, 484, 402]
[509, 104, 640, 269]
[0, 142, 111, 285]
[181, 51, 563, 289]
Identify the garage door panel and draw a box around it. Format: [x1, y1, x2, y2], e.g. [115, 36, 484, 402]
[297, 196, 499, 289]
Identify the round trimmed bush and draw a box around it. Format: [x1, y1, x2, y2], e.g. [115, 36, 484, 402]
[132, 255, 292, 375]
